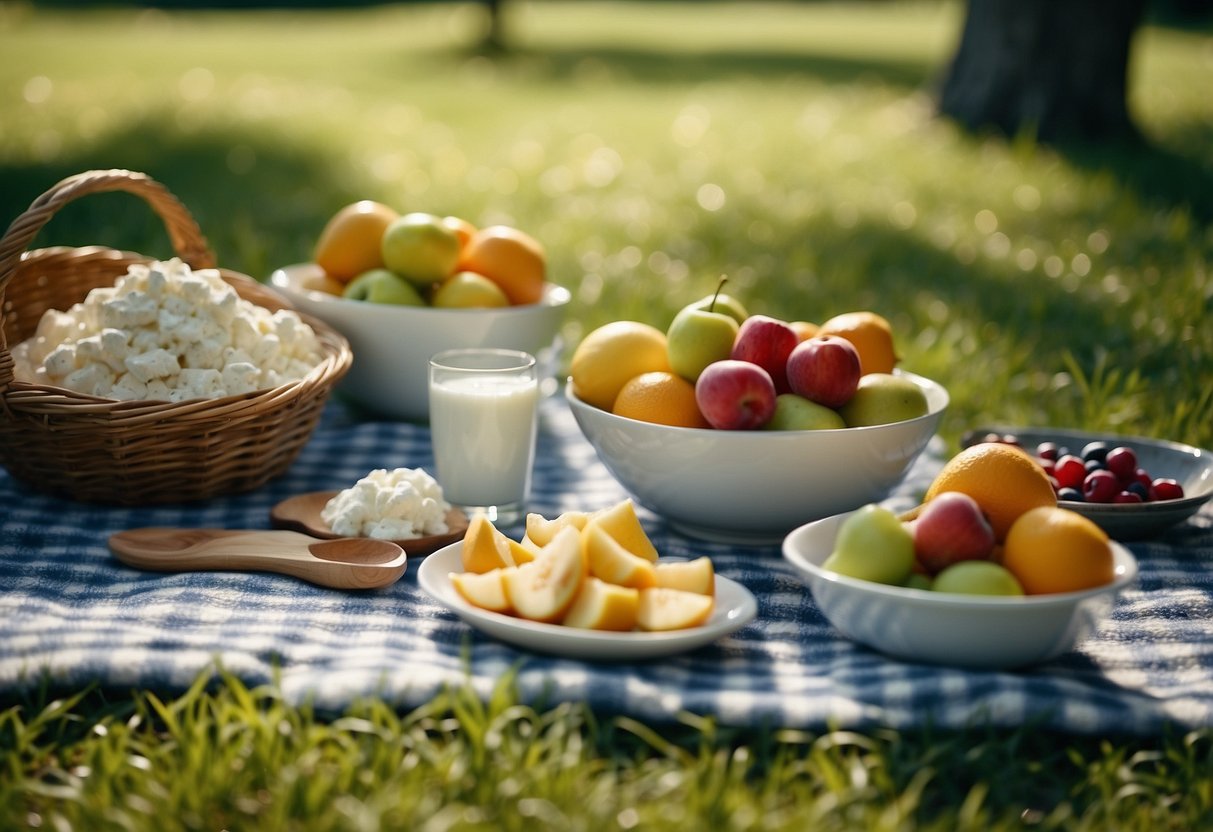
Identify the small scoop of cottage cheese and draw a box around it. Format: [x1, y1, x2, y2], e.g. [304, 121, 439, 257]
[321, 468, 451, 540]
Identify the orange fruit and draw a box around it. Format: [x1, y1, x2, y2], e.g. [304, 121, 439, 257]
[442, 215, 478, 254]
[1002, 506, 1114, 594]
[612, 371, 710, 429]
[313, 200, 399, 283]
[790, 321, 820, 341]
[923, 442, 1057, 541]
[569, 321, 672, 411]
[818, 311, 899, 375]
[457, 225, 546, 306]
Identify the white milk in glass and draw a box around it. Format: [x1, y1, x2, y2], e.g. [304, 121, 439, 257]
[429, 373, 539, 510]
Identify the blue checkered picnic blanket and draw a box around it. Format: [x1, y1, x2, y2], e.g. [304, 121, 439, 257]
[2, 393, 1211, 735]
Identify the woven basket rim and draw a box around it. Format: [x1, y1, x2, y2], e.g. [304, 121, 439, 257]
[2, 245, 352, 415]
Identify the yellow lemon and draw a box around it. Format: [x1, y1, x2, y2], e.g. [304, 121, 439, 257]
[569, 321, 671, 411]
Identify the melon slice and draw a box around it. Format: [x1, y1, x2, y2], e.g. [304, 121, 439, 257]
[637, 587, 715, 631]
[502, 527, 586, 623]
[561, 577, 639, 631]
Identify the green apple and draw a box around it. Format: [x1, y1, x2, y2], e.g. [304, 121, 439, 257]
[822, 504, 915, 585]
[933, 561, 1024, 596]
[763, 393, 845, 431]
[838, 373, 929, 427]
[686, 291, 749, 325]
[342, 268, 427, 306]
[432, 271, 510, 308]
[666, 305, 739, 382]
[380, 212, 461, 287]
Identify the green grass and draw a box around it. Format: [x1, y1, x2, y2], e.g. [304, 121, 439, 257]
[4, 672, 1212, 830]
[2, 1, 1211, 448]
[2, 1, 1212, 827]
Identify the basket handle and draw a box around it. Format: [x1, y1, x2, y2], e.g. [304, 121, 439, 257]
[0, 169, 215, 393]
[0, 168, 216, 299]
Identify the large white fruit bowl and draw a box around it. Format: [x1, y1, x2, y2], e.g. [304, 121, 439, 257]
[271, 263, 570, 421]
[566, 370, 949, 544]
[782, 510, 1139, 669]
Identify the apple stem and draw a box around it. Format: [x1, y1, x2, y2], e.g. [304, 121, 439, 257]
[710, 275, 727, 313]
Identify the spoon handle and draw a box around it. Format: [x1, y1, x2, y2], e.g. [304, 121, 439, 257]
[107, 528, 404, 590]
[110, 528, 325, 570]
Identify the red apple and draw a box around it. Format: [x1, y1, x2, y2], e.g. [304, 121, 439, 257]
[911, 491, 997, 575]
[785, 335, 861, 408]
[730, 315, 799, 393]
[694, 360, 777, 430]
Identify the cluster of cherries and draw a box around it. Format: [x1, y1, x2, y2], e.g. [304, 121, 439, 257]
[977, 433, 1187, 504]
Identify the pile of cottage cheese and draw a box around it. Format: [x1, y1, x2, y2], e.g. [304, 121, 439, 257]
[322, 468, 452, 540]
[12, 258, 324, 402]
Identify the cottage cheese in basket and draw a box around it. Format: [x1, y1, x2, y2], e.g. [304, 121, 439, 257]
[322, 468, 452, 540]
[11, 258, 323, 402]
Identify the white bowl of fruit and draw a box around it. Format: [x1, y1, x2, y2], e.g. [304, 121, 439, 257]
[782, 503, 1138, 669]
[271, 202, 570, 421]
[564, 290, 948, 543]
[963, 426, 1213, 540]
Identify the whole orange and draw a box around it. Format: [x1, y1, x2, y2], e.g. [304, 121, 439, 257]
[458, 225, 546, 306]
[1002, 506, 1114, 594]
[923, 442, 1057, 541]
[313, 200, 399, 283]
[613, 371, 711, 428]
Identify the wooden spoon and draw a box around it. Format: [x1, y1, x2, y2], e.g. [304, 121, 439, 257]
[109, 528, 407, 590]
[270, 491, 469, 556]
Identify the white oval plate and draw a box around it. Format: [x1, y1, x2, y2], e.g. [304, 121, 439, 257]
[417, 542, 758, 660]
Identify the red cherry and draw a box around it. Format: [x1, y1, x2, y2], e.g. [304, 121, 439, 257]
[1150, 478, 1185, 501]
[1114, 491, 1144, 504]
[1054, 455, 1087, 490]
[1083, 470, 1121, 503]
[1105, 446, 1138, 483]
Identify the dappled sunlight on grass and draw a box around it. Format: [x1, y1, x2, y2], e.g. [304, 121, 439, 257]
[1, 0, 1210, 448]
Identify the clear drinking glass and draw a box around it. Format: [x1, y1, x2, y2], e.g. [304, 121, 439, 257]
[428, 348, 539, 525]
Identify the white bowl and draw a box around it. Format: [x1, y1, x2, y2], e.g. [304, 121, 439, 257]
[782, 510, 1138, 669]
[565, 370, 948, 544]
[271, 263, 570, 421]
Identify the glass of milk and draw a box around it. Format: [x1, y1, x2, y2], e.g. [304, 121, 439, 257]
[429, 348, 540, 526]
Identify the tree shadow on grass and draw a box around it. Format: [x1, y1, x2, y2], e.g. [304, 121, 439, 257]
[480, 43, 938, 91]
[1022, 113, 1213, 227]
[0, 118, 359, 279]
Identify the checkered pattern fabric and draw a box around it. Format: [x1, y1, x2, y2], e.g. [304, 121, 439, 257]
[2, 395, 1210, 734]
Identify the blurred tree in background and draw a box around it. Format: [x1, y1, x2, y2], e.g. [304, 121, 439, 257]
[938, 0, 1148, 142]
[23, 0, 1212, 140]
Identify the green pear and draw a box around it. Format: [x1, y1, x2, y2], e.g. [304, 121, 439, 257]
[903, 573, 934, 591]
[839, 373, 929, 427]
[666, 305, 739, 382]
[342, 268, 427, 306]
[432, 271, 510, 308]
[822, 504, 914, 585]
[763, 393, 845, 431]
[933, 561, 1024, 596]
[380, 212, 461, 287]
[686, 291, 749, 325]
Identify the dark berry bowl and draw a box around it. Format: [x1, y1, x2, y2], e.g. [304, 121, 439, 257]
[961, 426, 1213, 540]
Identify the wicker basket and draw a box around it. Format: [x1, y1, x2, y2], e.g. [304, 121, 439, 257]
[0, 169, 353, 505]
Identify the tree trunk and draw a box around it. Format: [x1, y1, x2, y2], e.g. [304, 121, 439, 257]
[481, 0, 505, 52]
[938, 0, 1148, 142]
